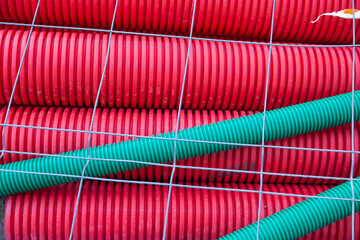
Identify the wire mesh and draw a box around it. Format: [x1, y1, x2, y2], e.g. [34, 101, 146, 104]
[0, 0, 359, 239]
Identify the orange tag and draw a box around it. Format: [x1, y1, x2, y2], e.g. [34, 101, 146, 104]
[312, 9, 360, 23]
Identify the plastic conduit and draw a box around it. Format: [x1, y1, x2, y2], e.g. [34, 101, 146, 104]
[0, 105, 359, 185]
[4, 181, 359, 240]
[1, 0, 360, 44]
[1, 28, 360, 110]
[0, 91, 359, 196]
[220, 177, 360, 240]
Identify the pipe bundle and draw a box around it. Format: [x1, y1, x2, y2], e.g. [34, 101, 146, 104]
[1, 0, 360, 239]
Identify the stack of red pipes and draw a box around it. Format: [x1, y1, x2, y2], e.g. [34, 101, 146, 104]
[0, 0, 360, 239]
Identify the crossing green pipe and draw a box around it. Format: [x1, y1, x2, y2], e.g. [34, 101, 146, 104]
[219, 176, 360, 240]
[0, 91, 359, 196]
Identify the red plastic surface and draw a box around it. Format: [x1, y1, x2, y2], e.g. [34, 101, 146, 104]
[0, 105, 359, 185]
[4, 181, 359, 239]
[1, 1, 359, 239]
[0, 0, 360, 44]
[0, 28, 360, 111]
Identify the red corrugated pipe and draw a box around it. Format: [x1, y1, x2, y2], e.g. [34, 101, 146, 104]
[0, 0, 359, 44]
[4, 181, 359, 239]
[0, 105, 359, 185]
[0, 28, 359, 110]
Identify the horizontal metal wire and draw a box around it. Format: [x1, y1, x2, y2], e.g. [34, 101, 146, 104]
[0, 122, 359, 154]
[0, 167, 358, 202]
[1, 148, 359, 182]
[162, 1, 199, 237]
[0, 21, 359, 48]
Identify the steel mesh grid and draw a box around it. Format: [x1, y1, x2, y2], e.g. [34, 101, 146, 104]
[0, 0, 358, 239]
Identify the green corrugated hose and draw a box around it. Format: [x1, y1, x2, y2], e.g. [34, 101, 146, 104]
[0, 91, 359, 196]
[219, 177, 360, 240]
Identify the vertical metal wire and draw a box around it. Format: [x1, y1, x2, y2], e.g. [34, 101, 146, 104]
[0, 0, 42, 160]
[162, 1, 198, 239]
[68, 1, 120, 239]
[256, 0, 277, 239]
[350, 1, 357, 240]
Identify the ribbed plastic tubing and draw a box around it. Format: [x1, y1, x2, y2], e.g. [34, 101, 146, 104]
[0, 105, 359, 185]
[4, 181, 359, 240]
[220, 177, 360, 240]
[0, 91, 359, 196]
[1, 0, 360, 44]
[1, 28, 360, 110]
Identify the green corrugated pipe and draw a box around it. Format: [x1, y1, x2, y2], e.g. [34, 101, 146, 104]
[0, 91, 359, 196]
[219, 177, 360, 240]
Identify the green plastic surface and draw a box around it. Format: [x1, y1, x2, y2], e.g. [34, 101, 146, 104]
[219, 177, 360, 240]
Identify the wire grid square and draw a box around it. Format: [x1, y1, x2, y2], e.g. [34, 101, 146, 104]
[0, 0, 359, 239]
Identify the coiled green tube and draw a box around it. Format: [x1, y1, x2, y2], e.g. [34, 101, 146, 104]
[219, 177, 360, 240]
[0, 91, 359, 196]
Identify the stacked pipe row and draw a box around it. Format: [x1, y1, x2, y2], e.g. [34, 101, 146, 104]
[0, 105, 359, 185]
[0, 0, 360, 44]
[4, 181, 359, 239]
[1, 28, 360, 110]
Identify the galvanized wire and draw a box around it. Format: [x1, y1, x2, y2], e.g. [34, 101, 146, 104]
[0, 122, 359, 154]
[256, 0, 277, 239]
[350, 1, 357, 240]
[1, 148, 359, 182]
[162, 1, 198, 239]
[68, 0, 120, 238]
[0, 21, 359, 48]
[1, 166, 360, 202]
[0, 3, 358, 239]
